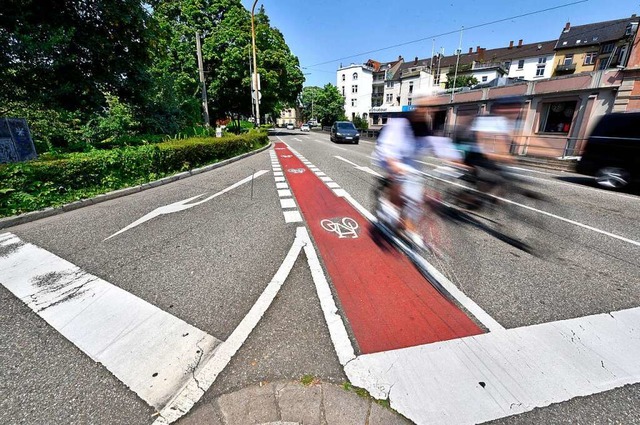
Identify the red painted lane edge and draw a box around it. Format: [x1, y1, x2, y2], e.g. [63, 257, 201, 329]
[275, 143, 483, 354]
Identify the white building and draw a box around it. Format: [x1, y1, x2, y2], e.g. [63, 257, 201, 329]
[337, 64, 373, 122]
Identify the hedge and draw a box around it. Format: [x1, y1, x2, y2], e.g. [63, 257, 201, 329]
[0, 131, 269, 217]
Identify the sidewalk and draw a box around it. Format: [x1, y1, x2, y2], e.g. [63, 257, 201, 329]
[177, 380, 412, 425]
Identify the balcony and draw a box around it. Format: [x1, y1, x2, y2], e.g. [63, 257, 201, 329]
[555, 63, 576, 74]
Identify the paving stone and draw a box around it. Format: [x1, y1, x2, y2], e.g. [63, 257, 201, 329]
[322, 384, 370, 425]
[217, 382, 279, 424]
[275, 382, 322, 425]
[177, 401, 223, 425]
[368, 402, 412, 425]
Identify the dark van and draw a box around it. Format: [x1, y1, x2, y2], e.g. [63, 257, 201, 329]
[576, 112, 640, 189]
[330, 121, 360, 144]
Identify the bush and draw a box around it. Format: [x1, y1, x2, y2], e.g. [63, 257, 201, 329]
[0, 131, 269, 217]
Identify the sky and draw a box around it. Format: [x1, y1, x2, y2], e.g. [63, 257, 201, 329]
[241, 0, 639, 88]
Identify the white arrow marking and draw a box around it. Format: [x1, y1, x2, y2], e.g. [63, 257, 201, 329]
[335, 155, 383, 177]
[105, 170, 268, 240]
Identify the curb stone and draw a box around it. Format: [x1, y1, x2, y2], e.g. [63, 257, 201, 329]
[177, 380, 412, 425]
[0, 141, 272, 230]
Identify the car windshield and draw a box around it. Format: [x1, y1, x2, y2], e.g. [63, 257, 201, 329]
[337, 123, 356, 130]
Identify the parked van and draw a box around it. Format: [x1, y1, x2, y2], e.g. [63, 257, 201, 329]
[576, 112, 640, 189]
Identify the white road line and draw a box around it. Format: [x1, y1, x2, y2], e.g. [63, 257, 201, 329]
[335, 155, 383, 177]
[277, 189, 292, 197]
[283, 210, 303, 223]
[0, 235, 222, 410]
[421, 170, 640, 248]
[320, 176, 332, 182]
[276, 182, 288, 189]
[274, 172, 283, 176]
[345, 307, 640, 425]
[327, 182, 340, 189]
[280, 199, 296, 209]
[275, 176, 285, 182]
[300, 227, 356, 366]
[153, 228, 307, 424]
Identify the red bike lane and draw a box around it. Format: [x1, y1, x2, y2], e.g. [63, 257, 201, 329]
[275, 143, 483, 353]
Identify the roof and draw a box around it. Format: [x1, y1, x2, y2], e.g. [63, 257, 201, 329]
[555, 16, 639, 50]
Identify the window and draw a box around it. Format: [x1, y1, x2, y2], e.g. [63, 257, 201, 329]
[504, 61, 511, 70]
[386, 81, 394, 88]
[517, 59, 525, 70]
[386, 93, 393, 103]
[409, 82, 414, 94]
[352, 85, 358, 93]
[351, 98, 357, 107]
[407, 98, 412, 106]
[341, 86, 345, 96]
[539, 101, 577, 134]
[341, 74, 345, 81]
[482, 76, 488, 82]
[536, 57, 546, 76]
[584, 52, 597, 65]
[353, 72, 358, 80]
[563, 54, 574, 65]
[601, 43, 614, 54]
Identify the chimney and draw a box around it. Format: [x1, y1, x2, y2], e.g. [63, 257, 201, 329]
[414, 56, 418, 64]
[476, 45, 481, 53]
[517, 39, 523, 47]
[398, 55, 403, 61]
[479, 48, 485, 61]
[563, 22, 571, 33]
[468, 47, 473, 54]
[509, 40, 514, 49]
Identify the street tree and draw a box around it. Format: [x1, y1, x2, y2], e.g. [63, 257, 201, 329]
[445, 75, 478, 89]
[314, 84, 346, 127]
[298, 86, 322, 123]
[0, 0, 152, 115]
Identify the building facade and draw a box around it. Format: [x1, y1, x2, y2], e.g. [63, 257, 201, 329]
[336, 64, 374, 122]
[276, 108, 297, 127]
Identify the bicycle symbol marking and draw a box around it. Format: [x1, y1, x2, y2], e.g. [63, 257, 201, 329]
[288, 168, 306, 174]
[275, 148, 285, 150]
[281, 155, 293, 158]
[320, 217, 359, 239]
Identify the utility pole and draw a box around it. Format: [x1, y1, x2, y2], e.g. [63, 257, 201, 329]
[251, 0, 261, 126]
[195, 31, 210, 127]
[450, 27, 464, 103]
[249, 54, 255, 123]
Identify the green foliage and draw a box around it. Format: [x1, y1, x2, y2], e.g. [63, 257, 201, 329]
[83, 93, 140, 144]
[445, 75, 478, 89]
[314, 84, 347, 127]
[0, 132, 268, 217]
[0, 0, 152, 115]
[352, 114, 369, 130]
[298, 86, 322, 123]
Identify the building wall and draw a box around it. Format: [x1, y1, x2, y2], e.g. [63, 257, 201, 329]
[506, 55, 555, 80]
[553, 47, 598, 76]
[276, 108, 297, 127]
[337, 65, 373, 121]
[398, 71, 434, 105]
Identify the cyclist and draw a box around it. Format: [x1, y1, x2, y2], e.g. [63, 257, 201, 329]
[373, 93, 461, 249]
[459, 97, 523, 203]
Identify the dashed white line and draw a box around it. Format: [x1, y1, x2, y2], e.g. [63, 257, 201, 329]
[280, 199, 296, 209]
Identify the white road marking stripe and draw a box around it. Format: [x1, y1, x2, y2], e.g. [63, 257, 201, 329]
[316, 172, 327, 177]
[283, 210, 303, 223]
[334, 156, 384, 178]
[333, 189, 347, 197]
[345, 307, 640, 425]
[300, 227, 356, 366]
[280, 199, 296, 209]
[277, 189, 292, 197]
[0, 235, 221, 410]
[276, 182, 288, 189]
[327, 182, 340, 189]
[153, 227, 307, 424]
[421, 170, 640, 247]
[105, 171, 268, 240]
[274, 172, 283, 176]
[320, 177, 332, 182]
[275, 176, 285, 182]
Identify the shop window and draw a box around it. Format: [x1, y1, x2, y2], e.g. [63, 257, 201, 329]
[539, 101, 576, 134]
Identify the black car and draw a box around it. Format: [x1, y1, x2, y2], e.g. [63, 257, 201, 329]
[330, 121, 360, 144]
[576, 112, 640, 189]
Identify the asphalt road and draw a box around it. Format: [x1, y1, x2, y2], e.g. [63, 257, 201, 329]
[1, 129, 638, 424]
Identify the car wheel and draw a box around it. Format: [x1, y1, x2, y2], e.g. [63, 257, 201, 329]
[595, 167, 630, 189]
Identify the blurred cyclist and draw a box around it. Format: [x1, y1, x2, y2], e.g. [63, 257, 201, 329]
[459, 97, 523, 202]
[373, 92, 461, 248]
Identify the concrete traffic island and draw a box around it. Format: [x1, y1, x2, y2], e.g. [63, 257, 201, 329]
[177, 380, 412, 425]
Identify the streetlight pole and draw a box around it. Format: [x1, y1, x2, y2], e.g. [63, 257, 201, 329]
[251, 0, 261, 126]
[450, 26, 464, 103]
